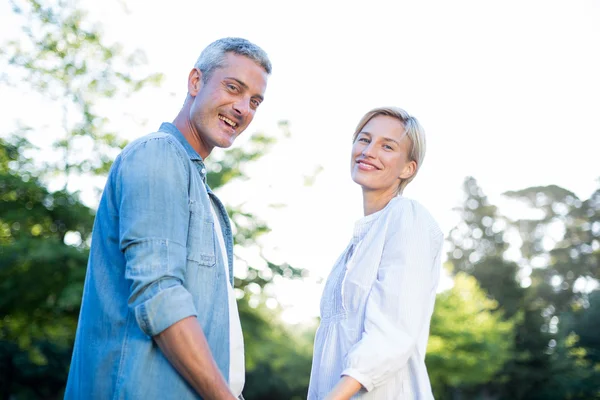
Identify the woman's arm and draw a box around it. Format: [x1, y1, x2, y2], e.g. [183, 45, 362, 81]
[340, 202, 444, 392]
[324, 376, 363, 400]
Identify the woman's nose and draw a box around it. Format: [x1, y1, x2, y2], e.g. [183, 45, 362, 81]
[362, 143, 376, 158]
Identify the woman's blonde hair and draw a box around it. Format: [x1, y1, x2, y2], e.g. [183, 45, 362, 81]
[352, 106, 426, 194]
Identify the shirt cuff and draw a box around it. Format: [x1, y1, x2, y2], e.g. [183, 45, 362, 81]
[134, 283, 198, 337]
[341, 368, 374, 392]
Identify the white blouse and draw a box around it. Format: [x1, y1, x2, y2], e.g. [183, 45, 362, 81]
[308, 196, 443, 399]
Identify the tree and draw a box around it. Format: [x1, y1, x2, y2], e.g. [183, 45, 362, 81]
[1, 131, 312, 399]
[1, 2, 312, 399]
[239, 301, 315, 400]
[2, 0, 162, 189]
[1, 1, 163, 397]
[427, 270, 515, 399]
[502, 183, 599, 399]
[203, 130, 311, 399]
[567, 290, 600, 366]
[556, 290, 600, 398]
[0, 135, 94, 399]
[503, 184, 599, 316]
[447, 177, 524, 318]
[445, 176, 600, 399]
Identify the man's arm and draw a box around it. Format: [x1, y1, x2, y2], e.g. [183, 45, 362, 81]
[155, 317, 236, 400]
[117, 138, 234, 398]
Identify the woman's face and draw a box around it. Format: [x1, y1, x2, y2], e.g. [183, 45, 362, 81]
[350, 115, 416, 195]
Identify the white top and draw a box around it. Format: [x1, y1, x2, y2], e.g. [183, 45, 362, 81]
[308, 196, 444, 399]
[210, 203, 245, 397]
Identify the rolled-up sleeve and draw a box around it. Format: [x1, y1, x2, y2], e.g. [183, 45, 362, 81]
[116, 137, 197, 337]
[342, 202, 443, 391]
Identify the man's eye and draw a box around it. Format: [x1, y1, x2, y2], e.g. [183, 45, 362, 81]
[251, 99, 261, 108]
[227, 84, 238, 92]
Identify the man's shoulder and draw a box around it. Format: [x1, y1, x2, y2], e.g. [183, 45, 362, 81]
[120, 131, 183, 159]
[109, 130, 191, 180]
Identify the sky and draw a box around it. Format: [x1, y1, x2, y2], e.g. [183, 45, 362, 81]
[2, 0, 599, 323]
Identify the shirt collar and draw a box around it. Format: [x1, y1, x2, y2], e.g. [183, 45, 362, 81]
[352, 196, 400, 243]
[158, 122, 209, 184]
[158, 122, 203, 162]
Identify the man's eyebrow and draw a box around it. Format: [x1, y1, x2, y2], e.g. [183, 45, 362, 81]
[226, 77, 248, 90]
[225, 77, 264, 101]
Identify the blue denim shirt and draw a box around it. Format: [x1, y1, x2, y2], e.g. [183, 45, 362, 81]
[65, 123, 234, 400]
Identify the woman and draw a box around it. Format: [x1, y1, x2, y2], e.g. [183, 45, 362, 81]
[308, 107, 443, 399]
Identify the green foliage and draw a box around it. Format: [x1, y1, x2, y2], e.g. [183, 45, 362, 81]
[549, 291, 600, 399]
[2, 2, 309, 398]
[204, 129, 309, 399]
[3, 0, 163, 185]
[0, 1, 163, 398]
[504, 184, 599, 314]
[238, 301, 314, 400]
[427, 271, 515, 397]
[4, 1, 598, 399]
[501, 183, 600, 399]
[441, 176, 600, 400]
[206, 133, 276, 190]
[205, 131, 305, 294]
[448, 177, 509, 269]
[447, 177, 526, 318]
[0, 136, 94, 399]
[568, 290, 600, 365]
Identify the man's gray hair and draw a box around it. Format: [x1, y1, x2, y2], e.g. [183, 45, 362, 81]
[194, 37, 272, 82]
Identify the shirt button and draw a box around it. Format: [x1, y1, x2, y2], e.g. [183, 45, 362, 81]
[201, 168, 206, 174]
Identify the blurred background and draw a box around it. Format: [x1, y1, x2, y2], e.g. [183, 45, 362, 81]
[1, 0, 599, 399]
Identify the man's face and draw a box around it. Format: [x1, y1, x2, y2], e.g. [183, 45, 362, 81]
[189, 53, 268, 154]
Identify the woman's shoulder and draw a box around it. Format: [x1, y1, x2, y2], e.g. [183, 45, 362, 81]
[386, 195, 434, 220]
[386, 196, 443, 240]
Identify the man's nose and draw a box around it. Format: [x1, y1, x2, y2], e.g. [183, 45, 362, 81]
[233, 98, 250, 118]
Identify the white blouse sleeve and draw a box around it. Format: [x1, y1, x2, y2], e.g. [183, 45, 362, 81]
[341, 200, 443, 391]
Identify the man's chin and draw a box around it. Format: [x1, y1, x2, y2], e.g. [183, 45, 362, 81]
[213, 134, 237, 149]
[216, 139, 235, 149]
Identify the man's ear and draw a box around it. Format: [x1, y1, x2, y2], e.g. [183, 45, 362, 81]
[188, 68, 203, 96]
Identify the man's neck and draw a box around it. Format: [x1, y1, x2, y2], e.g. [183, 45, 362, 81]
[173, 111, 211, 159]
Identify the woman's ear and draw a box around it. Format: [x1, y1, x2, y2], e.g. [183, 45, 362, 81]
[399, 160, 417, 180]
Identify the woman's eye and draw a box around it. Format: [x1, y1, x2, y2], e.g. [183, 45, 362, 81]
[384, 144, 393, 150]
[358, 137, 369, 143]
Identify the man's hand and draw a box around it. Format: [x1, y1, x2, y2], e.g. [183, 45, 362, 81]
[154, 316, 237, 400]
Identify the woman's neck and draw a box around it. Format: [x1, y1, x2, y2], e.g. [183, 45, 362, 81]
[361, 188, 397, 216]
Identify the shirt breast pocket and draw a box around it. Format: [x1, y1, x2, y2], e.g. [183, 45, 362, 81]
[342, 256, 378, 313]
[187, 201, 216, 267]
[342, 277, 369, 313]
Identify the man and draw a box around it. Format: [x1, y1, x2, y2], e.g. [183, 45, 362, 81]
[64, 37, 271, 400]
